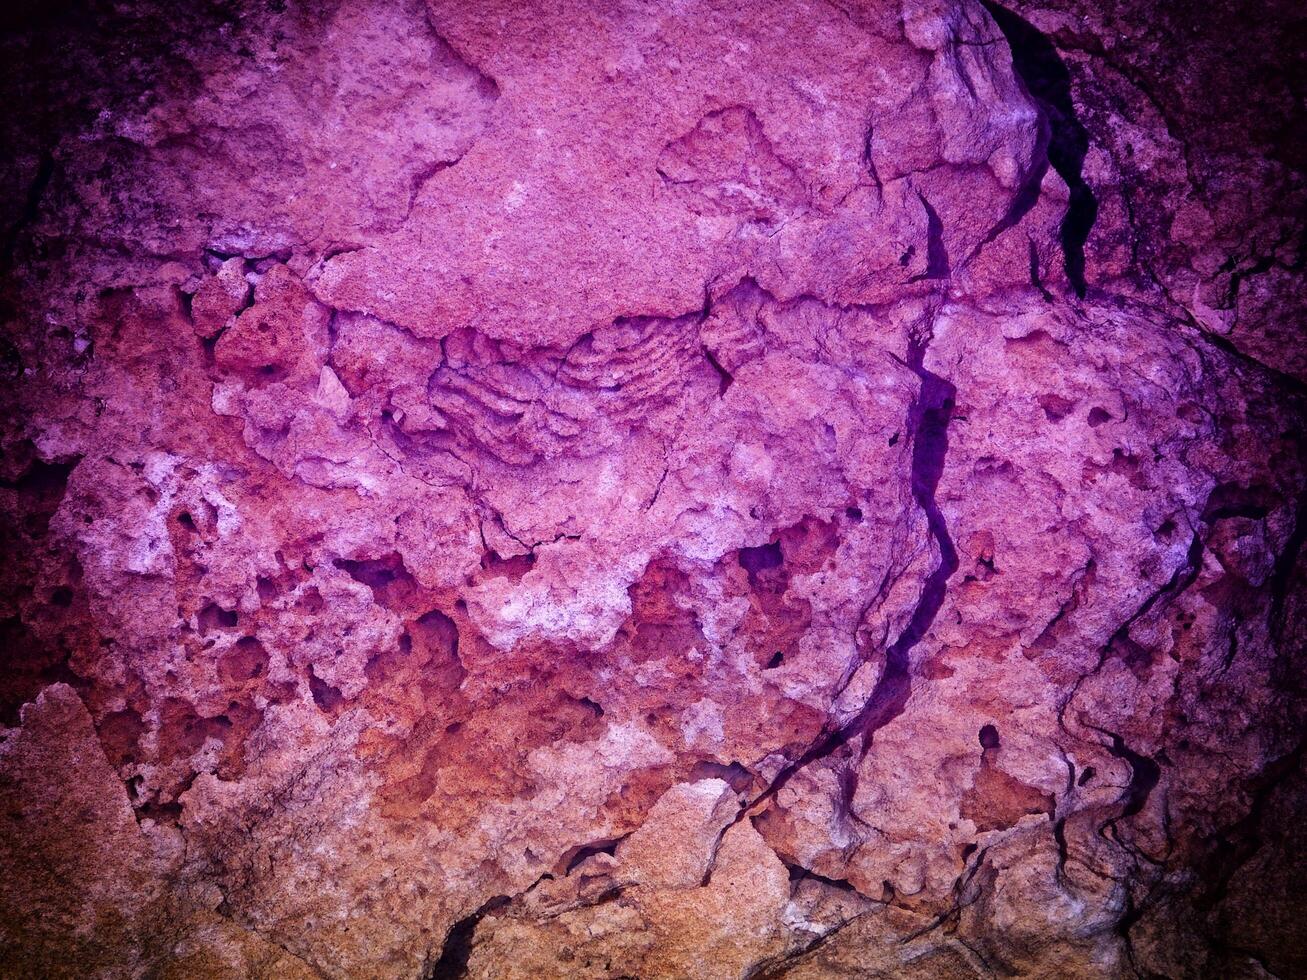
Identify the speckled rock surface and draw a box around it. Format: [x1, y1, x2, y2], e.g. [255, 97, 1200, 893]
[1, 1, 1304, 977]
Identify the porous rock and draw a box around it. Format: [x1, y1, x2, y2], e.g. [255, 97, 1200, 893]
[0, 0, 1303, 977]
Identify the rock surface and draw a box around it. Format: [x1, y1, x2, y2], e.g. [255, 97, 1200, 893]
[0, 0, 1303, 977]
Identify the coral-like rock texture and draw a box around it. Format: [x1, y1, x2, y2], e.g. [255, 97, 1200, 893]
[2, 0, 1304, 977]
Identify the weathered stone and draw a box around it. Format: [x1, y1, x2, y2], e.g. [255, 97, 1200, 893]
[0, 0, 1302, 976]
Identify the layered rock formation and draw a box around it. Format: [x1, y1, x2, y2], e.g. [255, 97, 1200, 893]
[1, 0, 1303, 976]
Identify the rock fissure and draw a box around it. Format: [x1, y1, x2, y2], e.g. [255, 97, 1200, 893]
[735, 308, 960, 823]
[980, 0, 1098, 298]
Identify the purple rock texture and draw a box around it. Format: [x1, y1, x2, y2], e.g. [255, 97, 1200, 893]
[1, 0, 1304, 976]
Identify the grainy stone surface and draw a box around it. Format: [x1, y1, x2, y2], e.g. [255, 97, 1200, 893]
[0, 0, 1303, 977]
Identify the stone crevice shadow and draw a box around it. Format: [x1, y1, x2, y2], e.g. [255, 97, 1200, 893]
[981, 0, 1099, 298]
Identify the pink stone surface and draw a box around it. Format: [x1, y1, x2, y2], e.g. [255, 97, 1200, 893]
[0, 0, 1304, 976]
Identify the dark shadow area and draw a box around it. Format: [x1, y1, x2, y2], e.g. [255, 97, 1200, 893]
[981, 0, 1098, 298]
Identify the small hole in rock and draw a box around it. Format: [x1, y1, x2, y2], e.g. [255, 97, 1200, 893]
[308, 669, 344, 712]
[738, 541, 783, 576]
[198, 602, 239, 632]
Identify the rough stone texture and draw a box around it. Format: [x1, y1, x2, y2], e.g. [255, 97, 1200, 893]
[0, 0, 1303, 977]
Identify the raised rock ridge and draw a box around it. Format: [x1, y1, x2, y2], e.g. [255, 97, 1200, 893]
[1, 0, 1304, 977]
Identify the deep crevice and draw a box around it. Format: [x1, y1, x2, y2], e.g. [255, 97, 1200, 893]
[981, 0, 1098, 298]
[909, 193, 951, 282]
[1029, 239, 1054, 302]
[971, 119, 1051, 260]
[1, 150, 54, 274]
[782, 859, 867, 897]
[425, 895, 510, 979]
[702, 344, 734, 395]
[559, 835, 627, 875]
[736, 325, 958, 814]
[1101, 729, 1162, 820]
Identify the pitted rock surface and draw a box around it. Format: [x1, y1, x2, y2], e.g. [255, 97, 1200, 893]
[1, 0, 1304, 977]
